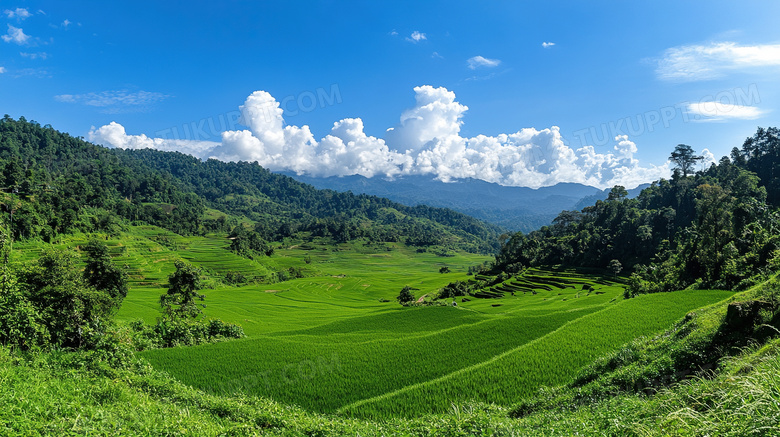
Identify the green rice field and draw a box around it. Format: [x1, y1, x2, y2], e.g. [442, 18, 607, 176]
[11, 226, 733, 419]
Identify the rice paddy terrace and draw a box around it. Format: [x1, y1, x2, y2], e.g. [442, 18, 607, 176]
[11, 226, 732, 420]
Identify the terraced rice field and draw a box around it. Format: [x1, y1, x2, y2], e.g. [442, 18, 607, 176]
[12, 228, 732, 419]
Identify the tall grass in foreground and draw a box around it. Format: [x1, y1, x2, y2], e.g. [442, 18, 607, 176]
[516, 339, 780, 437]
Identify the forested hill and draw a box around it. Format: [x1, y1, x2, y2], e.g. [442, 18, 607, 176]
[0, 116, 500, 253]
[496, 127, 780, 294]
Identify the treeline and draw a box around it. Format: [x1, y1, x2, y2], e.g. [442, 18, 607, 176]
[0, 116, 500, 252]
[0, 116, 203, 238]
[115, 149, 500, 252]
[496, 127, 780, 293]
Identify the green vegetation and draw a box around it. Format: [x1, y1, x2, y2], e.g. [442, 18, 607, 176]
[497, 128, 780, 293]
[0, 116, 501, 254]
[0, 276, 773, 435]
[1, 118, 780, 434]
[339, 290, 730, 419]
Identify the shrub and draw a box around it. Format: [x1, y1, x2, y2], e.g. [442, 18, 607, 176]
[127, 318, 244, 351]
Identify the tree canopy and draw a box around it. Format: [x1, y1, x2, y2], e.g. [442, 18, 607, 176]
[0, 115, 500, 253]
[669, 144, 704, 177]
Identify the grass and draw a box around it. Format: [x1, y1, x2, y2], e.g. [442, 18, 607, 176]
[338, 289, 731, 419]
[6, 226, 746, 429]
[2, 335, 778, 436]
[141, 305, 601, 413]
[130, 236, 728, 419]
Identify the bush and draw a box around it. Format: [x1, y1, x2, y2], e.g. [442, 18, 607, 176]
[223, 271, 247, 285]
[439, 281, 470, 299]
[127, 318, 245, 351]
[397, 286, 416, 304]
[14, 248, 116, 349]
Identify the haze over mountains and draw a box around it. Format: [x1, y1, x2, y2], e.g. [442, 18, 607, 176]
[284, 172, 648, 232]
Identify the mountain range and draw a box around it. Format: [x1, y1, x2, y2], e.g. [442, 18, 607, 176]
[283, 172, 648, 232]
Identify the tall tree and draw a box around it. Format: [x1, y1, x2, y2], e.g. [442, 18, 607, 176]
[17, 248, 115, 348]
[669, 144, 704, 177]
[607, 186, 628, 201]
[161, 261, 204, 319]
[397, 286, 416, 304]
[82, 239, 128, 305]
[608, 259, 622, 277]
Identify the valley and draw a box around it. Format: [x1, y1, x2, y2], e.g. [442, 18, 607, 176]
[0, 119, 778, 435]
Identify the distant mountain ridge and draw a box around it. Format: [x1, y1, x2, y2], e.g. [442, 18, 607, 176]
[281, 173, 643, 232]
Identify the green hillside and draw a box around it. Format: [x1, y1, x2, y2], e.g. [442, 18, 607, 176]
[0, 116, 501, 254]
[0, 119, 779, 435]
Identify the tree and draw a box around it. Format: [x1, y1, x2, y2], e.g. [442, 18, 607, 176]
[608, 259, 622, 277]
[0, 226, 49, 349]
[397, 286, 416, 304]
[161, 261, 204, 319]
[669, 144, 704, 177]
[82, 239, 128, 305]
[17, 248, 115, 348]
[439, 281, 470, 298]
[607, 186, 628, 201]
[439, 266, 450, 273]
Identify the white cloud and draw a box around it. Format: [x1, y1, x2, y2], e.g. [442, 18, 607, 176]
[2, 25, 30, 44]
[406, 31, 426, 43]
[687, 101, 767, 122]
[4, 8, 31, 19]
[90, 86, 670, 189]
[0, 67, 5, 74]
[62, 19, 71, 28]
[467, 55, 501, 69]
[55, 90, 170, 112]
[700, 148, 717, 168]
[656, 42, 780, 81]
[20, 52, 48, 60]
[88, 122, 218, 156]
[542, 42, 555, 48]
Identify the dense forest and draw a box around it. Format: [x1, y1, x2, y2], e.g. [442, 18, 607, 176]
[495, 127, 780, 294]
[0, 116, 501, 253]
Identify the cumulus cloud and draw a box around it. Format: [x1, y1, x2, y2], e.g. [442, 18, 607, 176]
[700, 148, 717, 169]
[55, 90, 170, 113]
[656, 42, 780, 81]
[467, 55, 501, 69]
[88, 122, 218, 157]
[0, 67, 5, 74]
[2, 25, 30, 44]
[406, 31, 426, 43]
[687, 101, 767, 122]
[4, 8, 31, 19]
[90, 86, 670, 189]
[542, 42, 555, 48]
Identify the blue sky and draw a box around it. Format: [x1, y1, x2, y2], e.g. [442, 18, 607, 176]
[2, 0, 779, 188]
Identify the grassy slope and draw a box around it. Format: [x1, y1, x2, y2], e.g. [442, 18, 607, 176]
[342, 289, 731, 419]
[2, 333, 778, 436]
[108, 229, 728, 419]
[7, 226, 775, 435]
